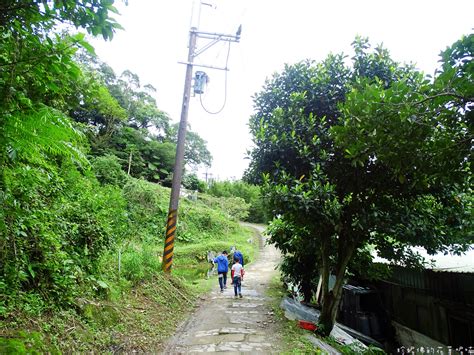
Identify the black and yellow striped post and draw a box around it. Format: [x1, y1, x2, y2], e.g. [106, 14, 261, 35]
[163, 209, 177, 272]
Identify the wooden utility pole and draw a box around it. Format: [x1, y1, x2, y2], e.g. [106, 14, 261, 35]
[162, 25, 241, 273]
[162, 27, 198, 272]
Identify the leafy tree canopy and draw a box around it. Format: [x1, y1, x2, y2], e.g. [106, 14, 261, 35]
[169, 123, 212, 169]
[247, 35, 473, 334]
[0, 0, 123, 40]
[0, 0, 127, 311]
[70, 54, 213, 184]
[207, 180, 267, 223]
[0, 1, 123, 169]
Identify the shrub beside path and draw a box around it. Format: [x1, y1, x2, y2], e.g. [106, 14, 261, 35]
[163, 224, 283, 353]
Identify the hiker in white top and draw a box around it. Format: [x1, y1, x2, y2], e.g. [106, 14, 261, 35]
[231, 257, 244, 298]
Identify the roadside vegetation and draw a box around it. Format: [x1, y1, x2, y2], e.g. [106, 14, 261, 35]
[267, 276, 385, 354]
[0, 174, 260, 352]
[2, 1, 471, 352]
[247, 33, 473, 334]
[0, 2, 263, 352]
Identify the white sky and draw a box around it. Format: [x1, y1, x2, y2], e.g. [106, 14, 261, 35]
[91, 0, 474, 181]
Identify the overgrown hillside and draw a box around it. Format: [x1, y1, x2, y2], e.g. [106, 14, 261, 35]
[1, 168, 258, 352]
[0, 3, 262, 351]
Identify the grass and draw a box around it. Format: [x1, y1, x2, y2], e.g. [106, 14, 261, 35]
[0, 224, 261, 352]
[266, 275, 322, 354]
[266, 275, 386, 354]
[1, 274, 194, 352]
[173, 225, 259, 294]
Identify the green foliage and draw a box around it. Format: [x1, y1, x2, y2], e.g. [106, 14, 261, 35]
[69, 71, 128, 149]
[182, 173, 207, 192]
[3, 107, 87, 166]
[119, 243, 162, 285]
[1, 0, 128, 315]
[248, 35, 473, 334]
[102, 127, 175, 184]
[207, 180, 267, 223]
[122, 178, 168, 238]
[1, 275, 197, 352]
[169, 124, 213, 169]
[121, 177, 239, 244]
[177, 198, 237, 243]
[199, 194, 250, 222]
[57, 167, 129, 261]
[0, 1, 123, 41]
[266, 218, 321, 302]
[70, 55, 214, 185]
[0, 331, 49, 354]
[0, 30, 88, 170]
[0, 0, 123, 170]
[92, 154, 128, 186]
[0, 162, 129, 312]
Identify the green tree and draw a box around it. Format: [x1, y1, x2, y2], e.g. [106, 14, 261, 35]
[75, 55, 171, 137]
[170, 124, 212, 169]
[247, 36, 473, 334]
[0, 0, 126, 310]
[70, 56, 213, 184]
[0, 0, 123, 168]
[207, 180, 267, 223]
[69, 71, 128, 153]
[0, 1, 122, 40]
[182, 173, 207, 192]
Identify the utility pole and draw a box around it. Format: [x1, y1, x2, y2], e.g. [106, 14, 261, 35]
[162, 25, 241, 272]
[162, 27, 197, 273]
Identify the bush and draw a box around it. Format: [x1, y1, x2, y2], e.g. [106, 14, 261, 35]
[58, 168, 128, 262]
[182, 173, 207, 192]
[207, 180, 267, 223]
[122, 178, 168, 239]
[92, 154, 128, 187]
[198, 194, 250, 221]
[118, 243, 162, 285]
[122, 177, 238, 243]
[0, 162, 128, 312]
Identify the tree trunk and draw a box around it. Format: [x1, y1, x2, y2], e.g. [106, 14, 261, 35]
[301, 278, 313, 303]
[127, 150, 132, 175]
[318, 290, 339, 335]
[320, 236, 330, 306]
[318, 239, 356, 335]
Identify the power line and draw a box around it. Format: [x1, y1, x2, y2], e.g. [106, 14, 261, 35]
[199, 41, 231, 115]
[162, 21, 241, 272]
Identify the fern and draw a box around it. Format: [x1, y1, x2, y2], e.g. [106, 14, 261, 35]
[3, 105, 87, 167]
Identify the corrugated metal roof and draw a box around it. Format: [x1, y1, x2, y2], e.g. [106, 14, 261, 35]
[343, 284, 375, 294]
[373, 246, 474, 273]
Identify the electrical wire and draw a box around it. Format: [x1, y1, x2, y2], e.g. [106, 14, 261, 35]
[199, 41, 231, 115]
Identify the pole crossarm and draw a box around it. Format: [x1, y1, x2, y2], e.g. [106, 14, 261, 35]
[162, 23, 241, 273]
[193, 30, 240, 58]
[196, 29, 241, 41]
[177, 61, 229, 71]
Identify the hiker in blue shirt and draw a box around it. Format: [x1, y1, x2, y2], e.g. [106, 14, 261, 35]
[213, 250, 229, 292]
[233, 249, 244, 267]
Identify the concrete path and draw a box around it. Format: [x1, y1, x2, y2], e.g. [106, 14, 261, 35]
[163, 224, 283, 354]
